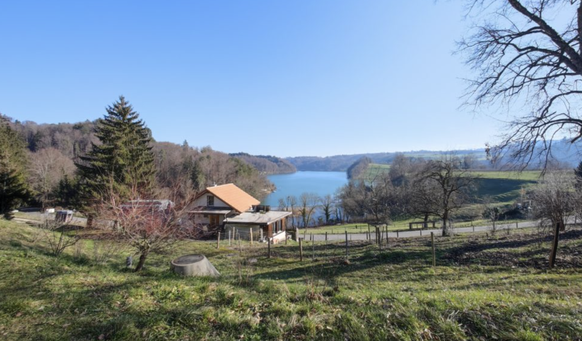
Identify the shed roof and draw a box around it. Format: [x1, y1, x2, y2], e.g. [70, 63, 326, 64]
[224, 211, 292, 225]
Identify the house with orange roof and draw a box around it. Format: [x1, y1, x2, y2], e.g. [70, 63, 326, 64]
[188, 183, 291, 243]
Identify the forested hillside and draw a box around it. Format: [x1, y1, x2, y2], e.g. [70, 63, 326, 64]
[230, 153, 296, 174]
[2, 115, 274, 208]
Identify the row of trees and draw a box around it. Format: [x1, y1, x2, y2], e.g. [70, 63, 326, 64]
[339, 155, 476, 236]
[277, 193, 344, 230]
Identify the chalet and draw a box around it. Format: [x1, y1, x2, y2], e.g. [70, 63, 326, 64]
[188, 183, 291, 243]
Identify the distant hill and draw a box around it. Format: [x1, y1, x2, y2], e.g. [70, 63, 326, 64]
[286, 150, 488, 172]
[346, 157, 372, 179]
[230, 153, 296, 174]
[286, 140, 581, 172]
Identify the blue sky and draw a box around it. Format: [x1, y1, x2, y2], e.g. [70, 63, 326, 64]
[0, 1, 502, 157]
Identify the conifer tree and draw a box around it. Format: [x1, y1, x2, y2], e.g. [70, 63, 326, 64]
[0, 116, 30, 217]
[77, 97, 155, 205]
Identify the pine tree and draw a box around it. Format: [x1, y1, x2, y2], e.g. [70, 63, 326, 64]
[0, 116, 30, 217]
[77, 97, 155, 205]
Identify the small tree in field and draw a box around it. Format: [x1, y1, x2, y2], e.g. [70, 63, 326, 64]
[414, 158, 476, 236]
[531, 171, 576, 268]
[42, 217, 81, 258]
[100, 184, 197, 272]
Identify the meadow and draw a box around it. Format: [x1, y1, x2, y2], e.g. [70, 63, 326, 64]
[1, 218, 581, 340]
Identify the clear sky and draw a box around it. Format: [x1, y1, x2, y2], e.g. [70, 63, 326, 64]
[0, 0, 503, 157]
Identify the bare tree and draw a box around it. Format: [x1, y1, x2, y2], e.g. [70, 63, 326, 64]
[319, 194, 334, 225]
[481, 196, 501, 234]
[29, 148, 75, 209]
[414, 158, 476, 236]
[530, 171, 576, 267]
[367, 173, 396, 225]
[278, 195, 298, 229]
[98, 183, 196, 272]
[460, 1, 582, 168]
[299, 193, 319, 228]
[41, 216, 81, 258]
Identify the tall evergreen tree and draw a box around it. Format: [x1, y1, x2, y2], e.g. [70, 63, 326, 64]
[0, 116, 30, 217]
[76, 97, 155, 205]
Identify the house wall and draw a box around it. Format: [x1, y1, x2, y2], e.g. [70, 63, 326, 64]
[224, 224, 263, 241]
[190, 213, 226, 226]
[193, 194, 228, 208]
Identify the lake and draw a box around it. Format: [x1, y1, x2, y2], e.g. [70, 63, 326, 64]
[262, 171, 348, 207]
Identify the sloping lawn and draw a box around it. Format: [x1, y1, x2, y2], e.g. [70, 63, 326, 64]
[1, 219, 581, 340]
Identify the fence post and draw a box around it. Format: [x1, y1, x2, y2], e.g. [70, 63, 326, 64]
[345, 231, 349, 259]
[217, 232, 221, 249]
[431, 232, 436, 267]
[250, 229, 253, 246]
[325, 231, 328, 242]
[549, 222, 561, 268]
[312, 238, 315, 261]
[228, 230, 231, 246]
[397, 230, 399, 238]
[368, 225, 371, 240]
[268, 237, 271, 259]
[299, 238, 303, 262]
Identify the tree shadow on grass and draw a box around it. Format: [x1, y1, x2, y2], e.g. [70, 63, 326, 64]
[441, 229, 582, 269]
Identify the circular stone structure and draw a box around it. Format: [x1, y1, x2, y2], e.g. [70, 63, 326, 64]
[171, 254, 220, 277]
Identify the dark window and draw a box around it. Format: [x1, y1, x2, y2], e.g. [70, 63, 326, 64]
[207, 195, 214, 206]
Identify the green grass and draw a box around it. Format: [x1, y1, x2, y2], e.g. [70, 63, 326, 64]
[467, 170, 540, 204]
[362, 163, 390, 179]
[2, 219, 582, 340]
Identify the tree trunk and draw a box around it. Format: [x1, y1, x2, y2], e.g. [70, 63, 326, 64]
[135, 252, 148, 272]
[549, 222, 562, 268]
[86, 214, 94, 229]
[442, 212, 450, 237]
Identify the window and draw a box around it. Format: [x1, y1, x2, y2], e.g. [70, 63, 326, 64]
[207, 195, 214, 206]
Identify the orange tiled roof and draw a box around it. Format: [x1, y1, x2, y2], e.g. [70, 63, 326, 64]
[205, 183, 260, 213]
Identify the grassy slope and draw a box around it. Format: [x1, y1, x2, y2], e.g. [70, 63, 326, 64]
[468, 170, 540, 204]
[2, 219, 582, 340]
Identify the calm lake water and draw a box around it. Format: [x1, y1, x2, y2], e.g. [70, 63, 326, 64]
[262, 171, 348, 207]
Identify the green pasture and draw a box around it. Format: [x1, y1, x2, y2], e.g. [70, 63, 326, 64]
[2, 218, 581, 340]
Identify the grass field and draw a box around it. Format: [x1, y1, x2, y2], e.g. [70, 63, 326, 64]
[1, 218, 582, 340]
